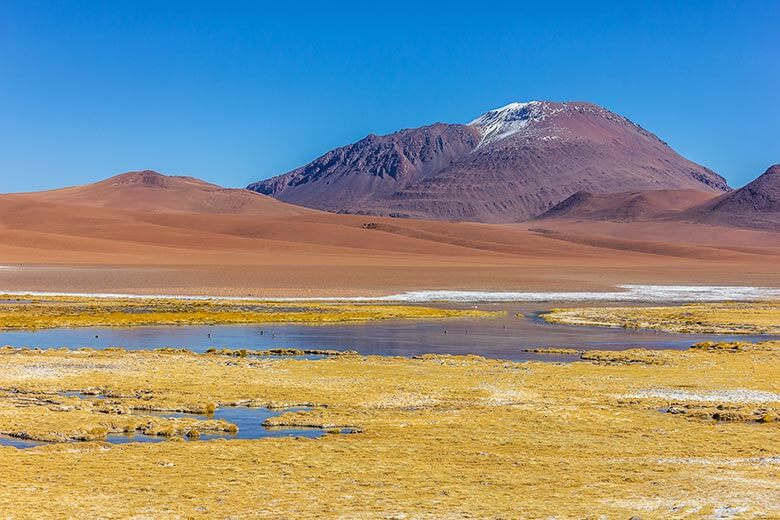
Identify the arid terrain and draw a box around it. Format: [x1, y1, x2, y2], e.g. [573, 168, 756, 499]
[0, 171, 777, 297]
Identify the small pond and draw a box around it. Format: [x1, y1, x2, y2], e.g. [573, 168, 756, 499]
[0, 399, 353, 449]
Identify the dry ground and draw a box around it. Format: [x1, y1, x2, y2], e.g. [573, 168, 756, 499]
[1, 187, 778, 297]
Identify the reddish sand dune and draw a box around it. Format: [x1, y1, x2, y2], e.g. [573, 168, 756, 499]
[31, 170, 311, 216]
[0, 172, 777, 296]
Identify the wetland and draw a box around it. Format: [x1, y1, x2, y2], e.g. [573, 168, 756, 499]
[0, 296, 778, 518]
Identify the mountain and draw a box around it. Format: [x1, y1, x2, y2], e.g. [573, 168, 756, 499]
[537, 189, 718, 222]
[252, 124, 482, 216]
[248, 101, 730, 223]
[684, 164, 780, 231]
[31, 170, 310, 216]
[536, 165, 780, 232]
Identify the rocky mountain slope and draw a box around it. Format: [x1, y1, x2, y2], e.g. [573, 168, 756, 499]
[684, 164, 780, 231]
[249, 101, 730, 222]
[536, 189, 718, 222]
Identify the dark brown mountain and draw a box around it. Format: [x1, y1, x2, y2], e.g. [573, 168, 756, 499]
[683, 164, 780, 231]
[251, 124, 481, 216]
[248, 101, 730, 222]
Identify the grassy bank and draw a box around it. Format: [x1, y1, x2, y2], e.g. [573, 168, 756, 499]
[541, 301, 780, 334]
[0, 342, 777, 517]
[0, 294, 497, 329]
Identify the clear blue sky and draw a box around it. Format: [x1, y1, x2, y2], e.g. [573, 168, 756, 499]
[1, 1, 777, 193]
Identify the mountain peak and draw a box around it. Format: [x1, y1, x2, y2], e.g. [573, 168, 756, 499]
[468, 100, 654, 147]
[683, 163, 780, 231]
[100, 170, 219, 190]
[104, 170, 177, 188]
[248, 100, 730, 223]
[30, 170, 312, 216]
[721, 163, 780, 209]
[468, 101, 547, 146]
[470, 101, 543, 121]
[763, 164, 780, 176]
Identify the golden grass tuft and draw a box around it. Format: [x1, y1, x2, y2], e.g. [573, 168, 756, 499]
[580, 348, 673, 365]
[0, 294, 499, 330]
[0, 342, 776, 517]
[541, 301, 780, 334]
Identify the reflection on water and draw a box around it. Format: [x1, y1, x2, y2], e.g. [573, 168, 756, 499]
[0, 404, 333, 449]
[0, 303, 775, 361]
[139, 406, 324, 441]
[0, 435, 47, 449]
[59, 391, 105, 400]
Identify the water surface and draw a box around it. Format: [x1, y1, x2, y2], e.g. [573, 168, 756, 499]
[0, 404, 333, 449]
[0, 303, 775, 361]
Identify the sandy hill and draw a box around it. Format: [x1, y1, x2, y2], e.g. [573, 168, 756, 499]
[249, 101, 729, 223]
[536, 189, 718, 222]
[30, 170, 311, 216]
[0, 170, 776, 297]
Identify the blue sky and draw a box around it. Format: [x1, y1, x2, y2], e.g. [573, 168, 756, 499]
[1, 1, 777, 192]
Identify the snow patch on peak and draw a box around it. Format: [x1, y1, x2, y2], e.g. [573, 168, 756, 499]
[469, 101, 548, 146]
[476, 101, 542, 116]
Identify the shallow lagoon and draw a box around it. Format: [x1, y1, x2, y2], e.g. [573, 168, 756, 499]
[0, 303, 777, 361]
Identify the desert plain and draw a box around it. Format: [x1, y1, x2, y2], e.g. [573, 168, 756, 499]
[0, 172, 778, 297]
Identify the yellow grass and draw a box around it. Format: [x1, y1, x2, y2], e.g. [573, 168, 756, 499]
[0, 294, 497, 329]
[0, 343, 777, 518]
[541, 301, 780, 334]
